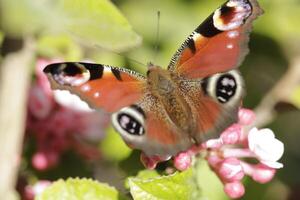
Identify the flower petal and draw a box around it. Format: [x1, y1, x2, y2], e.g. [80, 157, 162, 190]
[261, 160, 284, 169]
[248, 128, 284, 165]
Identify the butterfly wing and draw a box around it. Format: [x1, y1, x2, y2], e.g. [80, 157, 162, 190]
[184, 70, 244, 142]
[168, 0, 263, 78]
[43, 62, 146, 113]
[111, 97, 194, 156]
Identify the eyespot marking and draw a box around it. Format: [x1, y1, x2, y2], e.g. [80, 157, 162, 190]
[215, 74, 237, 103]
[213, 0, 252, 31]
[117, 113, 144, 136]
[50, 63, 91, 86]
[112, 105, 146, 137]
[205, 70, 244, 106]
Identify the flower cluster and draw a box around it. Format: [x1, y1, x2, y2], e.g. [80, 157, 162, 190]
[141, 108, 284, 199]
[26, 59, 110, 170]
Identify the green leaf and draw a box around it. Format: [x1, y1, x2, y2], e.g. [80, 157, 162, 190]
[128, 169, 193, 200]
[134, 169, 160, 180]
[0, 0, 60, 36]
[37, 35, 83, 60]
[1, 0, 141, 51]
[193, 160, 229, 200]
[100, 126, 132, 162]
[35, 178, 122, 200]
[125, 169, 160, 189]
[60, 0, 142, 51]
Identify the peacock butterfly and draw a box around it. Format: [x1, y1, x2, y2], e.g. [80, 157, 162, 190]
[44, 0, 263, 157]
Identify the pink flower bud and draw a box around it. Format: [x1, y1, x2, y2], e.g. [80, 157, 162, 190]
[32, 152, 58, 170]
[251, 164, 276, 183]
[224, 181, 245, 199]
[202, 138, 223, 149]
[186, 145, 202, 156]
[174, 152, 192, 171]
[206, 154, 222, 168]
[221, 124, 241, 145]
[219, 158, 244, 182]
[238, 108, 255, 125]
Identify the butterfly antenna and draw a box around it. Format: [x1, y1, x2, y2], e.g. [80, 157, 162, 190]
[153, 10, 161, 63]
[94, 44, 147, 68]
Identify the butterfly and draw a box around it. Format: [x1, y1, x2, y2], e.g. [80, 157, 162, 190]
[44, 0, 263, 157]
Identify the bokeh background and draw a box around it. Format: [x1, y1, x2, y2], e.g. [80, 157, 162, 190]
[0, 0, 300, 199]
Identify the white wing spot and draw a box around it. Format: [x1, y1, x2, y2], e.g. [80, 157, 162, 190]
[94, 92, 100, 98]
[213, 1, 252, 31]
[228, 31, 239, 38]
[227, 43, 234, 49]
[81, 84, 91, 92]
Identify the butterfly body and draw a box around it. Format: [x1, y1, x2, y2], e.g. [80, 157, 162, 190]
[44, 0, 263, 157]
[146, 65, 196, 135]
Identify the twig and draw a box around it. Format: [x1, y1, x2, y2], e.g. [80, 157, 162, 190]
[0, 37, 35, 199]
[253, 56, 300, 128]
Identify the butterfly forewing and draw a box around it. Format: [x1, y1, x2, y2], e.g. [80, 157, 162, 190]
[44, 62, 146, 112]
[168, 0, 263, 78]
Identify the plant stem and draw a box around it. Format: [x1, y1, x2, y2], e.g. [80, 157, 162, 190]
[0, 37, 35, 200]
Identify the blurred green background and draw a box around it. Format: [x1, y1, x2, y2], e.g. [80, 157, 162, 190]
[1, 0, 300, 199]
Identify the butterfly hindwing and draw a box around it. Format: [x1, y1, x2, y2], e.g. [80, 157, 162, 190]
[44, 62, 146, 112]
[111, 98, 194, 156]
[183, 70, 244, 142]
[168, 0, 263, 78]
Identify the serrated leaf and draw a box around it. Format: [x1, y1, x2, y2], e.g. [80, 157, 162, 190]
[128, 170, 192, 200]
[35, 178, 122, 200]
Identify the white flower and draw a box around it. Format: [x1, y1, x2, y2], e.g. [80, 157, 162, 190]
[53, 90, 94, 112]
[248, 128, 284, 169]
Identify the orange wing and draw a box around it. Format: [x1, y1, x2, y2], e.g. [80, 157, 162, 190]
[168, 0, 263, 78]
[44, 62, 146, 112]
